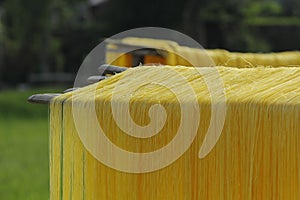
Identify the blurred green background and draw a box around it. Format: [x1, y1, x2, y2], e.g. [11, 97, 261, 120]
[0, 0, 299, 199]
[0, 89, 54, 199]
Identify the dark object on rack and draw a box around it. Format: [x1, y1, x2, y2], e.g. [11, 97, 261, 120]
[28, 65, 128, 104]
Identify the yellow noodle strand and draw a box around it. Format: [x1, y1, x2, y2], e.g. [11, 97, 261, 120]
[106, 37, 300, 68]
[50, 66, 300, 199]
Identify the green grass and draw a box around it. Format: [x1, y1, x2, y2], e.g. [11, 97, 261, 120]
[0, 88, 62, 200]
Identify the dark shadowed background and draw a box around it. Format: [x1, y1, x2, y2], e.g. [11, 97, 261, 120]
[0, 0, 300, 86]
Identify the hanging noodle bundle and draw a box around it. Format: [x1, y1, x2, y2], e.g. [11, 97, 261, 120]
[106, 37, 300, 68]
[50, 65, 300, 199]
